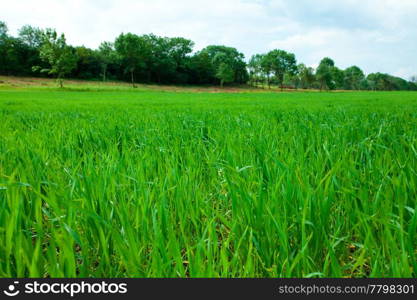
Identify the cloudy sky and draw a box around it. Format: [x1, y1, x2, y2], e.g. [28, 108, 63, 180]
[2, 0, 416, 79]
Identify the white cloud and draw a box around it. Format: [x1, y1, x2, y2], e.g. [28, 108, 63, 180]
[1, 0, 416, 78]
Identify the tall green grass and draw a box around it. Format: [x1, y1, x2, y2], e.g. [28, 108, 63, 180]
[0, 88, 416, 277]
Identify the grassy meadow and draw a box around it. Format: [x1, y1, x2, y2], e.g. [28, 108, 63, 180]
[0, 79, 416, 278]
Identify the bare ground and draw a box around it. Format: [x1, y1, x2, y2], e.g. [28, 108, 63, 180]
[0, 75, 322, 93]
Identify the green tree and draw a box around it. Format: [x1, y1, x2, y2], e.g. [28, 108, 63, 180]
[344, 66, 365, 90]
[367, 73, 413, 91]
[18, 25, 44, 48]
[283, 73, 300, 89]
[200, 45, 247, 85]
[165, 37, 194, 84]
[316, 57, 336, 90]
[260, 54, 273, 89]
[167, 37, 194, 69]
[266, 49, 297, 91]
[73, 46, 101, 79]
[143, 34, 174, 83]
[115, 33, 149, 87]
[409, 77, 417, 90]
[141, 34, 193, 84]
[216, 62, 234, 87]
[32, 29, 77, 88]
[212, 52, 235, 87]
[98, 42, 116, 82]
[248, 54, 263, 87]
[187, 51, 214, 84]
[331, 67, 344, 89]
[0, 21, 7, 40]
[297, 64, 315, 89]
[0, 21, 9, 74]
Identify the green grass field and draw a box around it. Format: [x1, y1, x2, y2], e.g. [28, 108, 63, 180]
[0, 82, 416, 278]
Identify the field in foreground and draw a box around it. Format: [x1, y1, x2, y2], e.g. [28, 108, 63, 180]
[0, 83, 416, 278]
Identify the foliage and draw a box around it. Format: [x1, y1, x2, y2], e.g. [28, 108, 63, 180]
[0, 20, 416, 90]
[114, 33, 149, 87]
[32, 29, 77, 87]
[248, 54, 264, 86]
[97, 42, 117, 82]
[266, 49, 297, 90]
[216, 62, 235, 87]
[297, 64, 315, 89]
[18, 25, 44, 48]
[316, 57, 336, 90]
[367, 73, 417, 91]
[344, 66, 365, 90]
[200, 45, 248, 86]
[0, 21, 8, 39]
[260, 54, 273, 88]
[72, 46, 101, 80]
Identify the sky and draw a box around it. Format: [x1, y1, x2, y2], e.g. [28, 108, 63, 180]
[1, 0, 416, 79]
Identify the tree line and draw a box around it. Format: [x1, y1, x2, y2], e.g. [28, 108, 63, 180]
[1, 21, 416, 90]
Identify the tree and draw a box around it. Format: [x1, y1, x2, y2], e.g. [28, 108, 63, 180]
[199, 45, 247, 86]
[1, 22, 43, 76]
[248, 54, 263, 87]
[18, 25, 43, 48]
[212, 52, 235, 87]
[0, 21, 9, 74]
[410, 76, 417, 91]
[331, 67, 344, 90]
[140, 35, 194, 84]
[73, 46, 101, 79]
[283, 72, 300, 89]
[216, 62, 234, 87]
[32, 29, 77, 88]
[166, 37, 194, 84]
[98, 42, 116, 82]
[142, 34, 174, 83]
[297, 64, 315, 89]
[316, 57, 336, 90]
[367, 73, 414, 91]
[344, 66, 365, 90]
[167, 37, 194, 69]
[260, 54, 273, 89]
[0, 21, 7, 40]
[266, 49, 297, 91]
[115, 33, 149, 87]
[2, 20, 417, 90]
[187, 51, 214, 84]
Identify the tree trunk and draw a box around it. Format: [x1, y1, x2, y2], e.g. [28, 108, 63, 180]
[131, 70, 136, 88]
[57, 76, 63, 88]
[102, 66, 107, 82]
[220, 80, 224, 88]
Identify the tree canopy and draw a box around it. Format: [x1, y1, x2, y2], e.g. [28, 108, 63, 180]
[266, 49, 297, 90]
[0, 20, 415, 91]
[32, 29, 77, 88]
